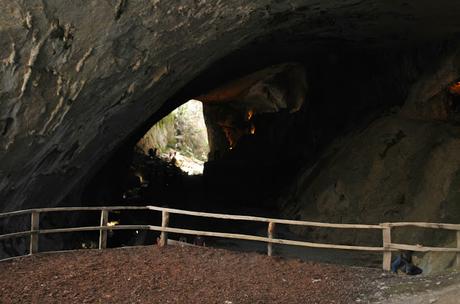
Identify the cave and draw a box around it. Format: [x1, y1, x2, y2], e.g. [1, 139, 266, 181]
[1, 1, 460, 270]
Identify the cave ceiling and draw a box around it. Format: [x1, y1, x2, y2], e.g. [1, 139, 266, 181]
[0, 0, 460, 211]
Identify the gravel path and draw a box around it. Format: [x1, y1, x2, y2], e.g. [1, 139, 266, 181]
[366, 269, 460, 304]
[0, 245, 383, 304]
[383, 284, 460, 304]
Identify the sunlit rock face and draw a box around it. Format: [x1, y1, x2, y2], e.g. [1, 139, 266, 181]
[0, 0, 460, 217]
[137, 99, 209, 175]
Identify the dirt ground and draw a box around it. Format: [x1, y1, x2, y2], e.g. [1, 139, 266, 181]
[0, 245, 384, 304]
[368, 268, 460, 304]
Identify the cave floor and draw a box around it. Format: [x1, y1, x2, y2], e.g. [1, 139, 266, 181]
[0, 245, 382, 304]
[1, 245, 459, 304]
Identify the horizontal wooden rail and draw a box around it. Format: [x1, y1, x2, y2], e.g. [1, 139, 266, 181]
[0, 226, 149, 240]
[35, 206, 150, 212]
[0, 206, 149, 219]
[0, 231, 32, 241]
[147, 225, 384, 251]
[390, 243, 460, 253]
[387, 222, 460, 231]
[0, 209, 33, 219]
[39, 225, 151, 235]
[146, 206, 381, 229]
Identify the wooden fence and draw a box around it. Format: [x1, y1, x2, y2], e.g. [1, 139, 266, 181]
[1, 205, 460, 271]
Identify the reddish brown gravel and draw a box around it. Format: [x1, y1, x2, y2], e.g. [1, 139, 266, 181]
[0, 246, 381, 303]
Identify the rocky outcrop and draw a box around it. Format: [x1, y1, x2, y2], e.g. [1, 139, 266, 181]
[274, 48, 460, 272]
[281, 114, 460, 239]
[277, 106, 460, 272]
[401, 50, 460, 122]
[201, 63, 307, 157]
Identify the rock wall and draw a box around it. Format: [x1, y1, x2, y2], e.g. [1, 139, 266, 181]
[277, 50, 460, 264]
[0, 0, 293, 211]
[281, 115, 460, 240]
[1, 0, 460, 213]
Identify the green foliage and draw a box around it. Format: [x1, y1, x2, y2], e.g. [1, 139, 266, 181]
[137, 100, 209, 162]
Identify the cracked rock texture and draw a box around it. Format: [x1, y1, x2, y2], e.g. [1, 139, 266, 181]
[0, 0, 279, 211]
[1, 0, 460, 216]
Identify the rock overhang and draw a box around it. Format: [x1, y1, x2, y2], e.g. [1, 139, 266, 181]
[0, 0, 460, 212]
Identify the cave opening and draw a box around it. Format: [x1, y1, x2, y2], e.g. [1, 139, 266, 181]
[91, 45, 414, 214]
[21, 32, 460, 269]
[136, 98, 209, 176]
[104, 62, 312, 215]
[73, 42, 425, 266]
[1, 2, 460, 279]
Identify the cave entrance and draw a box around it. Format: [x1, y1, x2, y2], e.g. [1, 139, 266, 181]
[93, 62, 316, 257]
[78, 42, 460, 270]
[122, 63, 308, 213]
[136, 99, 209, 176]
[79, 49, 406, 267]
[77, 62, 315, 255]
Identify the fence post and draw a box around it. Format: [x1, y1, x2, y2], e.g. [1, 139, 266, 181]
[267, 222, 276, 256]
[159, 211, 169, 247]
[457, 230, 460, 268]
[30, 211, 40, 255]
[99, 209, 108, 250]
[382, 223, 392, 271]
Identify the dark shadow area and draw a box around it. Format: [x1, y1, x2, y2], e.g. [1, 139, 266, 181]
[3, 33, 460, 270]
[65, 42, 426, 265]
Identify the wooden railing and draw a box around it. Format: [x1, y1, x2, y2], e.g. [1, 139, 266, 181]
[1, 205, 460, 271]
